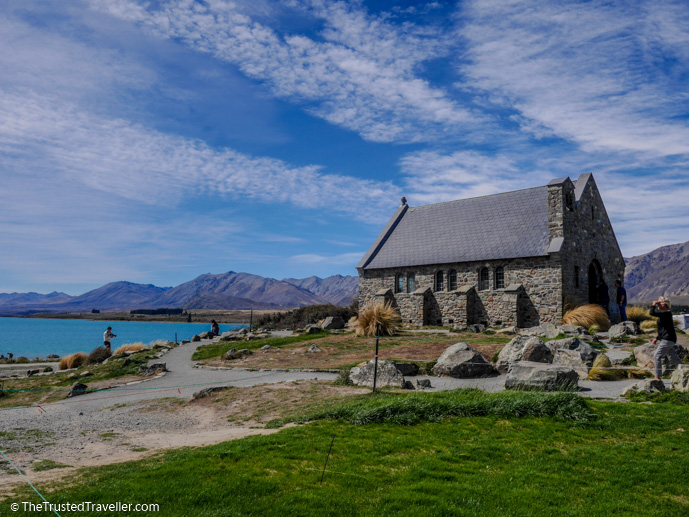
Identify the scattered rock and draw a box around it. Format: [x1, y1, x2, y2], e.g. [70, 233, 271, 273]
[67, 382, 88, 398]
[181, 340, 190, 344]
[468, 324, 486, 333]
[261, 345, 274, 353]
[633, 343, 682, 377]
[404, 380, 415, 390]
[505, 362, 579, 391]
[560, 324, 589, 336]
[432, 343, 496, 378]
[26, 369, 40, 377]
[192, 386, 231, 399]
[520, 323, 560, 339]
[606, 349, 633, 366]
[496, 336, 552, 373]
[321, 316, 345, 330]
[671, 365, 689, 392]
[223, 349, 253, 361]
[138, 363, 167, 376]
[80, 371, 93, 378]
[394, 362, 420, 376]
[416, 379, 432, 389]
[551, 350, 591, 379]
[418, 368, 427, 376]
[305, 326, 324, 334]
[609, 321, 640, 339]
[349, 360, 405, 388]
[191, 335, 201, 342]
[496, 326, 518, 335]
[546, 338, 598, 366]
[306, 344, 322, 353]
[621, 379, 666, 397]
[47, 354, 60, 360]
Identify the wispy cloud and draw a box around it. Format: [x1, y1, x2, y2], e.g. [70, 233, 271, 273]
[289, 252, 365, 266]
[459, 0, 689, 156]
[88, 0, 478, 143]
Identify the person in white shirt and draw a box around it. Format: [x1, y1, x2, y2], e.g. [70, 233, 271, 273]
[103, 327, 116, 350]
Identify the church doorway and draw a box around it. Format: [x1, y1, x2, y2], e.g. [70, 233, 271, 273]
[588, 260, 602, 304]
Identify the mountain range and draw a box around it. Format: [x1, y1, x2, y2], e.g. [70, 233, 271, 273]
[0, 272, 359, 315]
[624, 240, 689, 305]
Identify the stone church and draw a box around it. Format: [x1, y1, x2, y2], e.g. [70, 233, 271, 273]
[357, 173, 624, 328]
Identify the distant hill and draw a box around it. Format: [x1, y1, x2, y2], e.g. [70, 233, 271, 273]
[624, 241, 689, 304]
[0, 273, 358, 315]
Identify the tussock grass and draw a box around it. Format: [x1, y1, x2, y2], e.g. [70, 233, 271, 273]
[88, 346, 111, 365]
[353, 301, 402, 337]
[563, 304, 610, 331]
[627, 305, 652, 324]
[295, 389, 595, 426]
[588, 354, 626, 381]
[112, 343, 146, 355]
[58, 352, 88, 370]
[640, 319, 657, 330]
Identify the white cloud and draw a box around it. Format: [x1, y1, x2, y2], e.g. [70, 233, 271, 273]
[459, 0, 689, 157]
[88, 0, 478, 143]
[289, 252, 365, 266]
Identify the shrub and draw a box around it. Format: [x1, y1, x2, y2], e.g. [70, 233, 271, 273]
[627, 305, 652, 324]
[333, 367, 353, 386]
[563, 304, 610, 331]
[640, 319, 657, 331]
[588, 354, 625, 381]
[255, 303, 357, 330]
[88, 346, 112, 365]
[588, 324, 600, 335]
[59, 352, 88, 370]
[627, 368, 653, 379]
[113, 343, 146, 356]
[353, 301, 402, 337]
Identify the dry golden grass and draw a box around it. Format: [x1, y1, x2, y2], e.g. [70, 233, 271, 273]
[627, 305, 652, 324]
[588, 353, 625, 381]
[353, 301, 402, 337]
[58, 352, 88, 370]
[563, 304, 611, 331]
[640, 319, 657, 330]
[113, 343, 146, 355]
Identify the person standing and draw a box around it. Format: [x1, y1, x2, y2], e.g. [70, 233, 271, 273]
[210, 320, 219, 337]
[615, 280, 627, 322]
[103, 326, 116, 350]
[650, 297, 682, 380]
[598, 279, 610, 317]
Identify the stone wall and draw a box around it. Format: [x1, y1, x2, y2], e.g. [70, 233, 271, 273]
[358, 255, 562, 328]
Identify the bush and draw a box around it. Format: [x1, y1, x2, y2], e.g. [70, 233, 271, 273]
[113, 343, 146, 356]
[59, 352, 88, 370]
[256, 303, 357, 330]
[333, 367, 353, 386]
[563, 304, 610, 331]
[640, 319, 657, 331]
[627, 305, 652, 324]
[353, 301, 402, 337]
[588, 354, 625, 381]
[88, 346, 112, 365]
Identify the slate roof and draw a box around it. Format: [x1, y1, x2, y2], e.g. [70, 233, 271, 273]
[358, 186, 551, 270]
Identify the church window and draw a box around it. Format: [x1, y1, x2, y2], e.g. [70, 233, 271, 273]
[396, 274, 404, 293]
[407, 273, 416, 293]
[448, 270, 457, 291]
[495, 267, 505, 289]
[435, 271, 444, 292]
[479, 268, 489, 291]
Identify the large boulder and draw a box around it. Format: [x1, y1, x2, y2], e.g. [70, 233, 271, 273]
[306, 344, 322, 353]
[505, 362, 579, 391]
[495, 336, 552, 373]
[321, 316, 345, 330]
[609, 321, 640, 339]
[223, 349, 253, 361]
[432, 343, 496, 378]
[349, 360, 405, 388]
[633, 343, 684, 377]
[552, 349, 590, 379]
[394, 362, 420, 376]
[621, 379, 666, 397]
[519, 323, 560, 339]
[671, 365, 689, 392]
[546, 338, 598, 366]
[560, 325, 589, 336]
[138, 363, 167, 376]
[67, 382, 88, 398]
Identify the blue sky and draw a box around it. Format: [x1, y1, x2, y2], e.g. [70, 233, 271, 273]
[1, 0, 688, 295]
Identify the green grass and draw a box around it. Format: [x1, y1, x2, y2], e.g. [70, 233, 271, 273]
[3, 392, 689, 516]
[33, 459, 72, 472]
[191, 330, 331, 361]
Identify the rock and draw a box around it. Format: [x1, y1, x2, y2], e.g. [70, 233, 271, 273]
[305, 326, 324, 334]
[47, 354, 60, 360]
[520, 323, 560, 339]
[432, 343, 497, 378]
[223, 349, 253, 361]
[606, 349, 633, 366]
[67, 382, 88, 398]
[43, 367, 53, 373]
[219, 331, 240, 341]
[621, 379, 666, 397]
[560, 325, 589, 336]
[416, 379, 432, 389]
[404, 380, 416, 390]
[496, 336, 552, 373]
[496, 326, 518, 335]
[394, 362, 420, 376]
[468, 324, 486, 333]
[261, 345, 274, 352]
[505, 362, 579, 391]
[191, 335, 201, 342]
[546, 338, 598, 366]
[418, 368, 427, 376]
[349, 360, 405, 388]
[181, 340, 190, 344]
[552, 350, 590, 379]
[633, 343, 682, 377]
[306, 344, 322, 353]
[609, 321, 640, 339]
[26, 369, 40, 377]
[199, 332, 212, 339]
[80, 371, 93, 377]
[122, 357, 132, 367]
[671, 365, 689, 392]
[193, 386, 231, 399]
[321, 316, 345, 330]
[138, 363, 167, 376]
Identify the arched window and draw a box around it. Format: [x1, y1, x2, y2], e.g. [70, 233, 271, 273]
[435, 271, 444, 292]
[407, 273, 416, 293]
[448, 270, 457, 291]
[495, 267, 505, 289]
[479, 268, 489, 291]
[395, 274, 404, 293]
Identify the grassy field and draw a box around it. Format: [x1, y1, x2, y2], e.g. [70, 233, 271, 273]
[3, 391, 689, 516]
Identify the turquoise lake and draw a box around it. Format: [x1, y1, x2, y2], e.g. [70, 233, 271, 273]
[0, 318, 245, 359]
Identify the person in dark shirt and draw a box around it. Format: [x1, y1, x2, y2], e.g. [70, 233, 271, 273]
[650, 297, 682, 380]
[615, 280, 627, 322]
[598, 280, 610, 317]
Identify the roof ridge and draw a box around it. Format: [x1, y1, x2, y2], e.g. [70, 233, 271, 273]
[408, 185, 546, 210]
